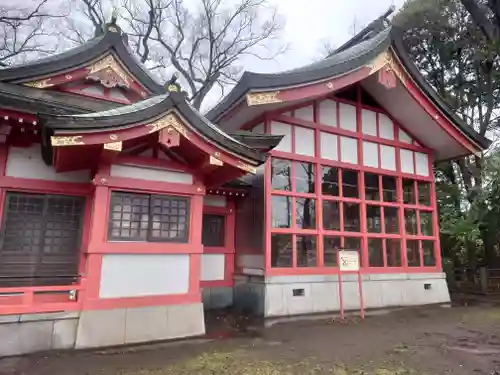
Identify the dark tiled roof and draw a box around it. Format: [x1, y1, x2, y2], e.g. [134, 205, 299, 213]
[40, 91, 282, 164]
[206, 18, 490, 150]
[0, 82, 119, 115]
[0, 23, 164, 95]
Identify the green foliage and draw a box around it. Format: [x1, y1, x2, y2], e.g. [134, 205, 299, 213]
[397, 0, 500, 267]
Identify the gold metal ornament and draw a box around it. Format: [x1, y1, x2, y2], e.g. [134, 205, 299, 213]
[51, 135, 84, 146]
[366, 50, 407, 86]
[23, 79, 54, 89]
[246, 91, 282, 106]
[236, 161, 257, 174]
[104, 141, 122, 151]
[147, 113, 189, 139]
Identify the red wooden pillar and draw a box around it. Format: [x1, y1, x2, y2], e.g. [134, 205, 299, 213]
[82, 164, 111, 304]
[0, 144, 6, 228]
[189, 193, 204, 296]
[264, 116, 272, 272]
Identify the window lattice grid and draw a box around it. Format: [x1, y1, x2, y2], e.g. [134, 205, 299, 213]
[109, 193, 150, 240]
[150, 195, 189, 242]
[108, 192, 190, 242]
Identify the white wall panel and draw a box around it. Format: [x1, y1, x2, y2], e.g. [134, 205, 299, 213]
[339, 103, 357, 132]
[6, 145, 91, 183]
[200, 254, 225, 281]
[362, 141, 378, 168]
[294, 105, 314, 121]
[270, 121, 292, 152]
[398, 129, 412, 143]
[238, 254, 264, 269]
[319, 100, 337, 127]
[379, 114, 394, 140]
[400, 149, 415, 174]
[99, 254, 190, 298]
[252, 123, 264, 134]
[109, 88, 129, 101]
[415, 152, 430, 176]
[340, 136, 358, 164]
[320, 132, 338, 161]
[361, 109, 377, 136]
[204, 195, 227, 207]
[294, 126, 315, 156]
[111, 164, 193, 184]
[81, 85, 104, 95]
[380, 145, 396, 171]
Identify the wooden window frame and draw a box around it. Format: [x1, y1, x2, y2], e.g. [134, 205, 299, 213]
[108, 191, 190, 243]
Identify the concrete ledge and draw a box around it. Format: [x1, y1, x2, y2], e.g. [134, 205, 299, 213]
[75, 303, 205, 349]
[0, 315, 20, 324]
[20, 311, 80, 322]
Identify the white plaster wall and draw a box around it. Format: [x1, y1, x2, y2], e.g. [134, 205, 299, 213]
[294, 126, 315, 157]
[362, 141, 378, 168]
[80, 85, 104, 96]
[238, 254, 264, 269]
[99, 254, 190, 298]
[6, 145, 91, 183]
[379, 114, 394, 140]
[204, 195, 227, 207]
[361, 109, 377, 136]
[400, 149, 414, 174]
[200, 254, 226, 281]
[294, 105, 314, 121]
[415, 152, 430, 176]
[340, 136, 358, 164]
[398, 129, 412, 143]
[253, 123, 264, 134]
[109, 88, 129, 101]
[339, 103, 357, 132]
[319, 100, 337, 127]
[380, 145, 396, 171]
[110, 164, 193, 184]
[270, 121, 292, 152]
[320, 132, 338, 161]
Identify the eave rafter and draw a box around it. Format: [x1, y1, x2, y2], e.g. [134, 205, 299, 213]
[50, 112, 258, 175]
[23, 54, 149, 99]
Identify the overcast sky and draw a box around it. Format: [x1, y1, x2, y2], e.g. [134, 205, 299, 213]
[245, 0, 407, 73]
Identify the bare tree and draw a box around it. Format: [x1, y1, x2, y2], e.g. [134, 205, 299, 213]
[460, 0, 500, 41]
[63, 0, 285, 110]
[0, 0, 61, 67]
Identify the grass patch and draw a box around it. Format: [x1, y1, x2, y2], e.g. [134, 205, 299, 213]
[119, 351, 425, 375]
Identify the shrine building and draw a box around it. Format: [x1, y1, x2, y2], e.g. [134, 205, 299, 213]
[0, 11, 490, 356]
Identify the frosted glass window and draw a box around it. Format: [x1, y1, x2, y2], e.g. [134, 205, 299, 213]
[253, 123, 264, 133]
[271, 121, 292, 152]
[361, 110, 377, 136]
[415, 152, 429, 176]
[320, 132, 338, 160]
[319, 100, 337, 127]
[282, 111, 293, 117]
[339, 103, 357, 132]
[340, 136, 358, 164]
[398, 128, 412, 143]
[380, 145, 396, 171]
[294, 126, 315, 157]
[400, 149, 414, 174]
[295, 105, 314, 121]
[362, 142, 378, 168]
[379, 114, 394, 140]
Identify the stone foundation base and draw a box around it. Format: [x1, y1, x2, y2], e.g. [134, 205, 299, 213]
[234, 273, 450, 318]
[202, 287, 233, 310]
[0, 303, 205, 356]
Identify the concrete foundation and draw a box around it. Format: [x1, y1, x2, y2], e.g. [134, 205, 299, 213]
[202, 287, 233, 310]
[234, 272, 450, 318]
[0, 303, 205, 356]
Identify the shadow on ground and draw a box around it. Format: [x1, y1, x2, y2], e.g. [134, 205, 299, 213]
[2, 296, 500, 375]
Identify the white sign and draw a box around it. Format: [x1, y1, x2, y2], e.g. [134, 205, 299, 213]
[338, 250, 360, 271]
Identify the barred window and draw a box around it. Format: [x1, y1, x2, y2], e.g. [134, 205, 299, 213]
[202, 214, 225, 247]
[108, 192, 190, 242]
[0, 192, 85, 287]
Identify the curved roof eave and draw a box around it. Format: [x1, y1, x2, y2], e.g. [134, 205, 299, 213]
[40, 91, 281, 164]
[206, 27, 393, 122]
[0, 29, 165, 95]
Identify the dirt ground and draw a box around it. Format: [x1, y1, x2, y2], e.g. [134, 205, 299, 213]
[2, 295, 500, 375]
